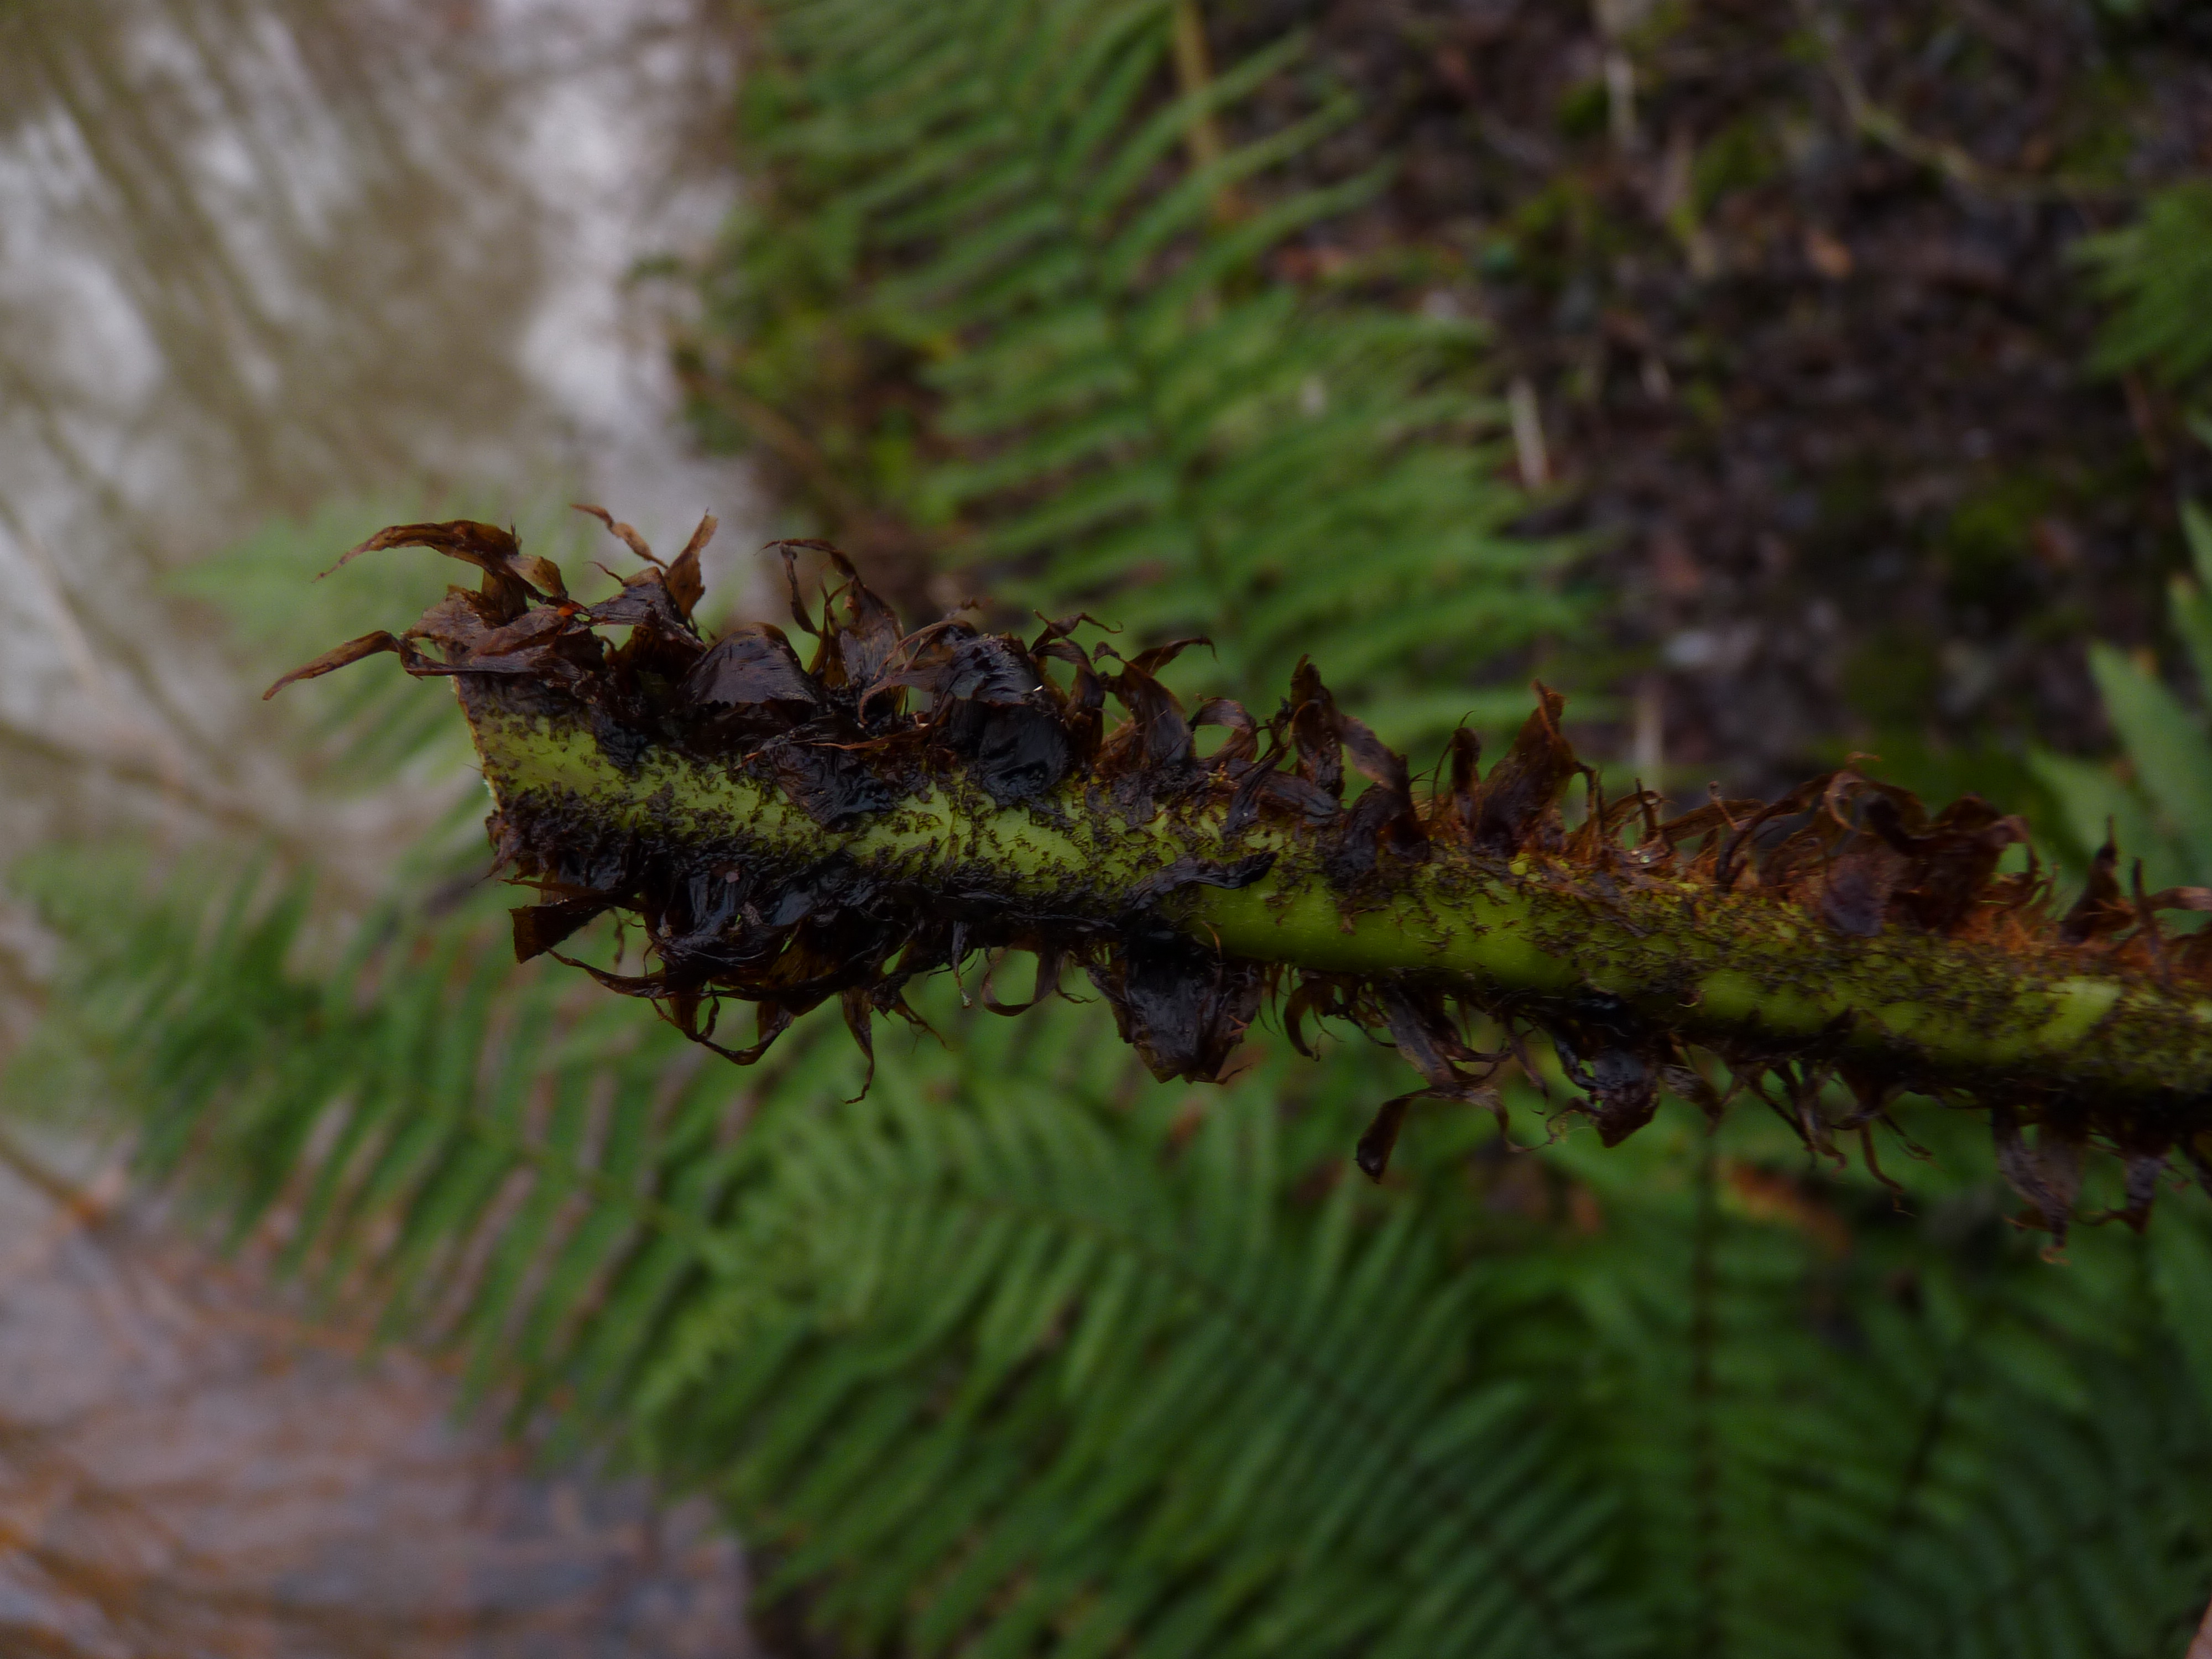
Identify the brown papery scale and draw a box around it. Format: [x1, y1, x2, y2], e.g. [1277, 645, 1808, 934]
[270, 512, 2212, 1245]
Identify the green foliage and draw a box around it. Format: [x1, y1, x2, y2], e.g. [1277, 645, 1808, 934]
[2081, 181, 2212, 398]
[693, 0, 1574, 740]
[20, 826, 2212, 1656]
[2034, 410, 2212, 885]
[638, 1010, 1625, 1659]
[2034, 180, 2212, 884]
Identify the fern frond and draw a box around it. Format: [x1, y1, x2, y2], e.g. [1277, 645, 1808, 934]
[1521, 1096, 2212, 1659]
[2036, 187, 2212, 889]
[702, 0, 1573, 744]
[1848, 1353, 2212, 1659]
[2082, 181, 2212, 395]
[638, 1016, 1633, 1657]
[32, 835, 2212, 1656]
[18, 854, 745, 1423]
[28, 847, 1641, 1656]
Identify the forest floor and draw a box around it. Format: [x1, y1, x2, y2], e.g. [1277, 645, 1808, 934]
[1275, 0, 2212, 800]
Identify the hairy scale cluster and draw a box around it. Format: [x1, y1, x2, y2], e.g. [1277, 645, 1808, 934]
[272, 512, 2212, 1240]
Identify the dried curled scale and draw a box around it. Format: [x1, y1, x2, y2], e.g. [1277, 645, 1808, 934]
[274, 514, 2212, 1243]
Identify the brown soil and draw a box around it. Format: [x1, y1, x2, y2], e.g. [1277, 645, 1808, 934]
[1256, 0, 2212, 797]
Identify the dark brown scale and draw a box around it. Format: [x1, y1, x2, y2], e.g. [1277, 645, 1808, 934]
[1088, 928, 1264, 1083]
[1465, 684, 1580, 855]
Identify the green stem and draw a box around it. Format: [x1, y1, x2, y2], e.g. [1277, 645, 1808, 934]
[467, 691, 2212, 1112]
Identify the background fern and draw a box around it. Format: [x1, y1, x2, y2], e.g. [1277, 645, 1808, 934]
[687, 0, 1575, 739]
[2038, 180, 2212, 888]
[2034, 498, 2212, 888]
[27, 815, 2212, 1656]
[2081, 181, 2212, 409]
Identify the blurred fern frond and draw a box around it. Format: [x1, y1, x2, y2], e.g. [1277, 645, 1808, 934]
[2035, 184, 2212, 886]
[2031, 507, 2212, 889]
[23, 834, 2212, 1657]
[1848, 1350, 2212, 1659]
[638, 1021, 1634, 1659]
[22, 853, 1636, 1657]
[691, 0, 1575, 742]
[2082, 180, 2212, 399]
